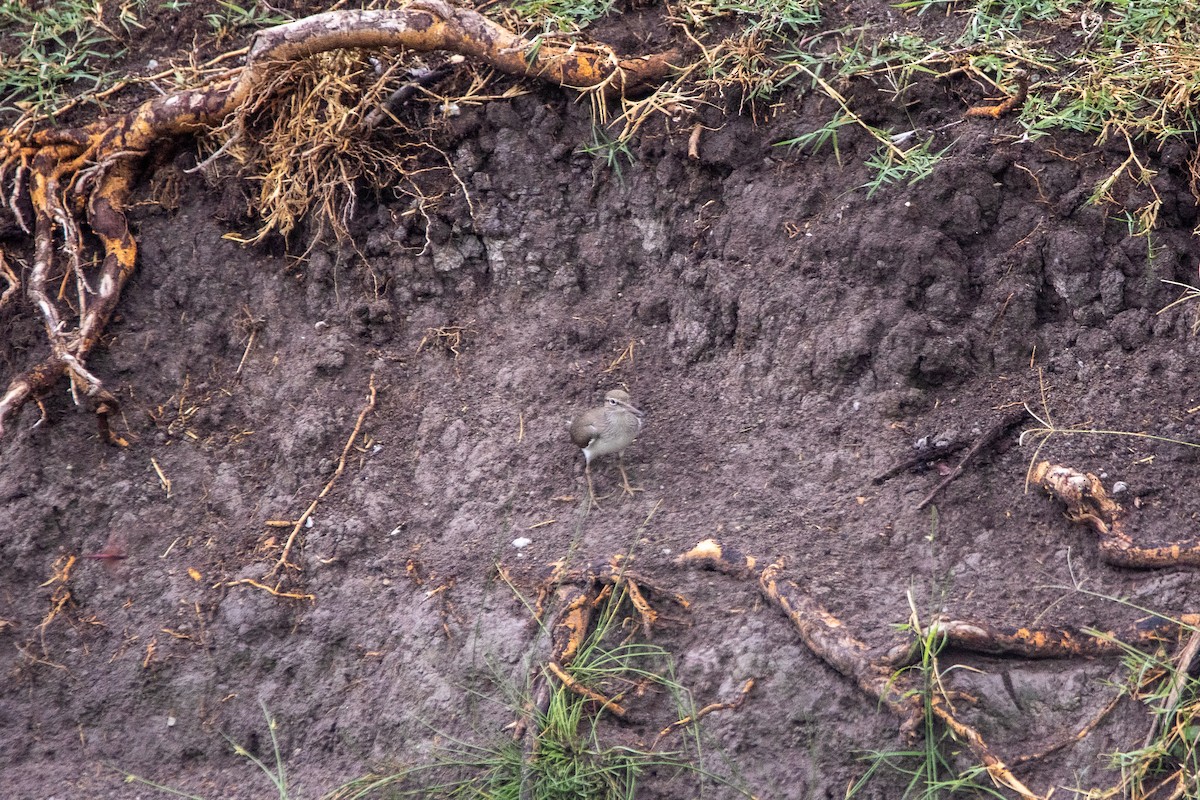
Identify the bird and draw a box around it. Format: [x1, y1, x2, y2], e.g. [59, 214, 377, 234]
[569, 388, 645, 504]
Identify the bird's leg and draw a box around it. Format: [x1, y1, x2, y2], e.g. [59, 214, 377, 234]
[618, 454, 643, 496]
[584, 463, 601, 507]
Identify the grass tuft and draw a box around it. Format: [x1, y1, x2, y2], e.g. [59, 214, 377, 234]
[0, 0, 121, 117]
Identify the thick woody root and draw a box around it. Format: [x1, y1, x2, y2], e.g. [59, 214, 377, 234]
[670, 462, 1200, 794]
[885, 613, 1200, 663]
[0, 0, 679, 437]
[1033, 460, 1200, 567]
[679, 539, 1090, 800]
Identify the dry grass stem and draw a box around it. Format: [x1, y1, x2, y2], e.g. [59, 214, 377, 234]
[269, 373, 378, 581]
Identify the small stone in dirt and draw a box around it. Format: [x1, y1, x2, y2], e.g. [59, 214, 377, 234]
[1112, 481, 1129, 495]
[512, 537, 531, 549]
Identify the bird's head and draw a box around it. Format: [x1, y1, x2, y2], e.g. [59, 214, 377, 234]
[605, 389, 643, 418]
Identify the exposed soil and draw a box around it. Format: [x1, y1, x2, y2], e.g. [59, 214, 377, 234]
[4, 2, 1200, 798]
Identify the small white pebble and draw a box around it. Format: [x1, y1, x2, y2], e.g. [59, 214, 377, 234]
[314, 320, 329, 330]
[371, 444, 383, 454]
[1112, 481, 1129, 495]
[661, 547, 672, 555]
[166, 716, 176, 727]
[305, 517, 314, 529]
[512, 537, 532, 549]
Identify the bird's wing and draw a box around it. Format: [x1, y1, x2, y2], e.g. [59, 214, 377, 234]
[569, 414, 601, 449]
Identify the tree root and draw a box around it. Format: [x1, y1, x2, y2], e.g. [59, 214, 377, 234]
[507, 455, 1199, 793]
[676, 535, 1200, 800]
[1033, 460, 1200, 567]
[671, 462, 1200, 794]
[679, 540, 1041, 798]
[512, 557, 687, 745]
[651, 677, 754, 749]
[0, 0, 678, 437]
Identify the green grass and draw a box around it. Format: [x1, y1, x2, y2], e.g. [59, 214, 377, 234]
[122, 702, 292, 799]
[546, 0, 1200, 215]
[847, 589, 1008, 800]
[1052, 589, 1200, 798]
[509, 0, 617, 30]
[1099, 636, 1200, 799]
[121, 582, 749, 800]
[578, 125, 636, 181]
[363, 581, 748, 799]
[0, 0, 122, 117]
[204, 0, 291, 42]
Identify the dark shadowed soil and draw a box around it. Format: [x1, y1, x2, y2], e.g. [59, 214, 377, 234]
[4, 2, 1200, 798]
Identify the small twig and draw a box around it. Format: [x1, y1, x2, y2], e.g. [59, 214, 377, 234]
[652, 678, 754, 748]
[603, 340, 636, 373]
[184, 130, 242, 174]
[235, 328, 257, 375]
[871, 440, 969, 484]
[269, 373, 377, 579]
[150, 457, 172, 497]
[687, 123, 703, 160]
[362, 56, 463, 133]
[916, 407, 1027, 510]
[1011, 691, 1124, 766]
[218, 578, 315, 601]
[1142, 629, 1200, 750]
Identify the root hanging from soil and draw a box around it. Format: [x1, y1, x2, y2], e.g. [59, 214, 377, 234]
[0, 0, 678, 438]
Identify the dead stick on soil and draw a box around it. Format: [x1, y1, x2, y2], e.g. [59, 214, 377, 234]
[652, 678, 754, 748]
[235, 328, 257, 376]
[871, 440, 969, 484]
[1143, 629, 1200, 749]
[915, 407, 1027, 510]
[1011, 691, 1123, 767]
[268, 373, 377, 580]
[219, 578, 315, 601]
